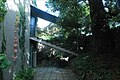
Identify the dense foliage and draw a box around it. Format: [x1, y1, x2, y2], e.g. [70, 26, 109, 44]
[0, 0, 11, 80]
[72, 53, 120, 80]
[46, 0, 91, 35]
[0, 0, 11, 69]
[14, 68, 35, 80]
[37, 23, 64, 40]
[0, 0, 7, 22]
[44, 0, 120, 80]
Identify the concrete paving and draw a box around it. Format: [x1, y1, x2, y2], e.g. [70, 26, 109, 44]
[34, 67, 79, 80]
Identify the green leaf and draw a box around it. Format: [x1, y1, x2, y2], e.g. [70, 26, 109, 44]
[0, 16, 4, 22]
[0, 55, 11, 69]
[2, 0, 6, 3]
[0, 0, 2, 3]
[0, 59, 11, 69]
[0, 54, 5, 60]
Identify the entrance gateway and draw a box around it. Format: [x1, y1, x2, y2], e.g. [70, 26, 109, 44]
[30, 5, 78, 67]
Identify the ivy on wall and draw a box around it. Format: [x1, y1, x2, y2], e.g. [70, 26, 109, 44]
[0, 0, 7, 22]
[18, 3, 26, 70]
[0, 0, 11, 69]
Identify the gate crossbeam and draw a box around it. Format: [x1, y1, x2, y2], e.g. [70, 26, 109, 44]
[30, 37, 78, 56]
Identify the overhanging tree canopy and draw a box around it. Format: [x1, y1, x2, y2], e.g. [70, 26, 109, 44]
[46, 0, 120, 54]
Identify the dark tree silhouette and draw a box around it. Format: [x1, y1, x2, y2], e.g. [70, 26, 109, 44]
[88, 0, 114, 54]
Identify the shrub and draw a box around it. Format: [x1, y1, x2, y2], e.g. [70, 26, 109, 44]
[14, 67, 35, 80]
[72, 53, 113, 80]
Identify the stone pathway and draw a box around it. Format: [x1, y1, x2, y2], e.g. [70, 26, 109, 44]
[35, 67, 79, 80]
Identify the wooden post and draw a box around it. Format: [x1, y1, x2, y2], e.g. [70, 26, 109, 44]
[0, 69, 3, 80]
[30, 40, 37, 68]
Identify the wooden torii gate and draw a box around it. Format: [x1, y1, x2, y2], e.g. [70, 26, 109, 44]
[30, 5, 78, 67]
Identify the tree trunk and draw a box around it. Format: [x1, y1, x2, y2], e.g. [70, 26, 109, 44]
[88, 0, 113, 54]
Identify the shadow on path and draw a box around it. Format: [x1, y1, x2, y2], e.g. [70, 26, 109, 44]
[34, 67, 79, 80]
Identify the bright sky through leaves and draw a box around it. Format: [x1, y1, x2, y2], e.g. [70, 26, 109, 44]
[36, 0, 59, 29]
